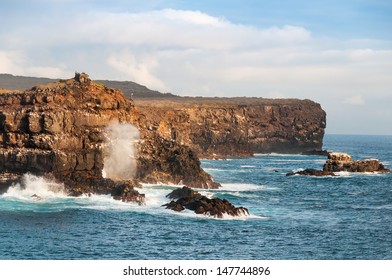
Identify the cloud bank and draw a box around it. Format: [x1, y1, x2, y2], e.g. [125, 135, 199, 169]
[1, 8, 391, 134]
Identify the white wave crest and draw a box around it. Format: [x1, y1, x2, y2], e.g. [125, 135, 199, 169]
[2, 174, 66, 201]
[220, 183, 266, 191]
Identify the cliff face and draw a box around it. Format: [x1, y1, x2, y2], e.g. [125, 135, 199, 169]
[135, 98, 326, 158]
[0, 73, 218, 194]
[0, 73, 327, 195]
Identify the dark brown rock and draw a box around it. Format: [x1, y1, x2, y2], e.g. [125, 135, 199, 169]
[0, 73, 219, 198]
[286, 168, 336, 176]
[163, 186, 249, 218]
[135, 98, 326, 158]
[137, 136, 220, 189]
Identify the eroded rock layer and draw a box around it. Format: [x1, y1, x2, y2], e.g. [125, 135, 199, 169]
[135, 98, 326, 158]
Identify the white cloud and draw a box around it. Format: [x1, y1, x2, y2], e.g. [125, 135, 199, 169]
[0, 50, 23, 74]
[107, 51, 167, 91]
[162, 9, 228, 27]
[0, 8, 391, 134]
[0, 50, 69, 78]
[344, 95, 365, 105]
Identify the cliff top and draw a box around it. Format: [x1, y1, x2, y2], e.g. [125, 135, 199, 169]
[1, 73, 319, 108]
[134, 97, 320, 109]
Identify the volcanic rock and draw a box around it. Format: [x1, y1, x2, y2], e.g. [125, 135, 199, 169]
[0, 73, 218, 199]
[287, 152, 390, 177]
[135, 98, 326, 158]
[286, 168, 336, 176]
[137, 136, 220, 189]
[164, 186, 249, 218]
[323, 152, 390, 173]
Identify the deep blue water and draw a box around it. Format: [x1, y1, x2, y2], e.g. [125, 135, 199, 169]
[0, 134, 391, 259]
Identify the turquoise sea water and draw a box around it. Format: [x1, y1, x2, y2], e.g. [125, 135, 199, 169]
[0, 135, 391, 259]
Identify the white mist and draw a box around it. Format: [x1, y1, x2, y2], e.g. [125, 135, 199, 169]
[102, 123, 140, 180]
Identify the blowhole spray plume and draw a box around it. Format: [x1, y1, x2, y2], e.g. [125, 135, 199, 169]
[102, 123, 140, 180]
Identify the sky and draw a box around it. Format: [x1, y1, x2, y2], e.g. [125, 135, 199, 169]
[0, 0, 391, 135]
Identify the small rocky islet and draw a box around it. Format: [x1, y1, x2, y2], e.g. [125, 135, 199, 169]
[164, 186, 249, 218]
[287, 152, 390, 176]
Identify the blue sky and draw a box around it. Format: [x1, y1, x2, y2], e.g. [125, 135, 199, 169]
[1, 0, 391, 135]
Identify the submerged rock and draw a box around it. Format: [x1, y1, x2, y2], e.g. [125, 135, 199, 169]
[163, 186, 249, 218]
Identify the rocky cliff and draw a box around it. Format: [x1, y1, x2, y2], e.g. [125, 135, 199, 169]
[0, 74, 327, 158]
[0, 73, 327, 194]
[0, 73, 218, 195]
[135, 98, 326, 158]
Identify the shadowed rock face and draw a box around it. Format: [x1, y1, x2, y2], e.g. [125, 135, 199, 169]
[164, 186, 249, 218]
[137, 136, 220, 189]
[135, 98, 326, 158]
[0, 73, 219, 196]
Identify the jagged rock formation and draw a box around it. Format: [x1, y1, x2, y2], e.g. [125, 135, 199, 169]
[323, 152, 390, 173]
[0, 73, 218, 197]
[135, 98, 326, 158]
[287, 152, 390, 176]
[137, 136, 220, 188]
[286, 168, 336, 177]
[164, 186, 249, 218]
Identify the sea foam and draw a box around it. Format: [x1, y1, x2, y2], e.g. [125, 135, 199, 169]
[2, 173, 66, 201]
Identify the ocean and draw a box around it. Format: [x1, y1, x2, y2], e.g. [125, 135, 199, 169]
[0, 134, 391, 260]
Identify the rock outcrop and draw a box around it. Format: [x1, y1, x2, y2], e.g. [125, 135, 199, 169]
[164, 186, 249, 218]
[323, 152, 390, 173]
[137, 136, 220, 189]
[286, 168, 336, 177]
[287, 152, 390, 176]
[0, 73, 218, 197]
[135, 98, 326, 158]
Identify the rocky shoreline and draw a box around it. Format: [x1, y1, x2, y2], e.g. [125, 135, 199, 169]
[0, 72, 330, 217]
